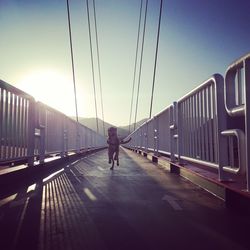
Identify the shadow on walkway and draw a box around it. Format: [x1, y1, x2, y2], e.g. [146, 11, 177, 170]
[0, 148, 249, 250]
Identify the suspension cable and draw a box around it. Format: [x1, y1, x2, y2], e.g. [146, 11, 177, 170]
[134, 0, 148, 131]
[86, 0, 99, 133]
[92, 0, 105, 136]
[128, 0, 143, 134]
[149, 0, 163, 119]
[66, 0, 79, 122]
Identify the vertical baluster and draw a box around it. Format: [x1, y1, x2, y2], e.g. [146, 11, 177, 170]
[3, 91, 9, 159]
[0, 88, 3, 159]
[200, 91, 204, 160]
[204, 87, 209, 161]
[208, 86, 213, 162]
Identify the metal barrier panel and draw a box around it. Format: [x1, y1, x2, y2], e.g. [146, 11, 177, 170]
[78, 123, 106, 151]
[134, 130, 137, 148]
[91, 129, 94, 148]
[48, 108, 64, 153]
[37, 102, 66, 157]
[66, 117, 78, 152]
[84, 127, 89, 149]
[96, 133, 106, 148]
[157, 107, 171, 155]
[88, 128, 93, 148]
[78, 124, 86, 150]
[169, 102, 178, 161]
[154, 117, 159, 155]
[85, 127, 92, 149]
[93, 131, 97, 148]
[135, 130, 139, 149]
[0, 80, 35, 164]
[141, 124, 147, 149]
[147, 119, 155, 151]
[136, 128, 140, 149]
[133, 128, 139, 149]
[224, 53, 250, 190]
[177, 74, 227, 174]
[36, 102, 107, 159]
[128, 130, 136, 149]
[100, 133, 106, 147]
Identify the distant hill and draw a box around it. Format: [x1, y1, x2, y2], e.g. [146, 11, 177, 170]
[76, 117, 148, 138]
[119, 118, 148, 132]
[78, 117, 128, 138]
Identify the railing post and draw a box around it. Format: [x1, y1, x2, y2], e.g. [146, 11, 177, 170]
[170, 102, 178, 162]
[244, 57, 250, 191]
[60, 116, 66, 158]
[85, 128, 87, 150]
[139, 127, 142, 149]
[39, 126, 45, 163]
[214, 74, 228, 181]
[65, 121, 69, 156]
[90, 130, 93, 149]
[38, 104, 46, 163]
[76, 122, 80, 153]
[27, 100, 35, 167]
[154, 117, 159, 156]
[224, 54, 250, 189]
[176, 101, 184, 165]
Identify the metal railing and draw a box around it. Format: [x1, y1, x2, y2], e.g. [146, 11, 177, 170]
[177, 74, 228, 181]
[126, 52, 250, 191]
[0, 80, 35, 165]
[224, 53, 250, 189]
[0, 80, 107, 166]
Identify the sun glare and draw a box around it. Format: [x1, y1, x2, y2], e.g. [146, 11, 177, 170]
[17, 70, 77, 116]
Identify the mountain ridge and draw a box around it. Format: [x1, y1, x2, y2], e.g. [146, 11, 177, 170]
[76, 117, 147, 138]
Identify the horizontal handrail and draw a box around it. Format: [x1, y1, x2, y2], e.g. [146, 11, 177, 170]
[221, 129, 246, 174]
[224, 53, 250, 117]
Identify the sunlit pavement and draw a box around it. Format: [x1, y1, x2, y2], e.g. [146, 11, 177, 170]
[0, 148, 249, 250]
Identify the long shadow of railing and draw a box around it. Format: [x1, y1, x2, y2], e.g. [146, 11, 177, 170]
[1, 149, 250, 250]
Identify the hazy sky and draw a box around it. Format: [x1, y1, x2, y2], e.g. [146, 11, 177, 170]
[1, 0, 250, 126]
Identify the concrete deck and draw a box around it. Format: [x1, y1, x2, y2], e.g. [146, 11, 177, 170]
[0, 148, 249, 250]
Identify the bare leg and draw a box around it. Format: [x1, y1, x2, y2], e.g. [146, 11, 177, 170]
[110, 160, 114, 170]
[110, 152, 115, 170]
[108, 148, 112, 164]
[114, 148, 119, 166]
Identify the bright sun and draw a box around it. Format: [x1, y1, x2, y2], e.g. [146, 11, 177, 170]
[17, 69, 77, 116]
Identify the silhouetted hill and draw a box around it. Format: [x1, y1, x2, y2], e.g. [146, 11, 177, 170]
[119, 118, 148, 132]
[78, 117, 127, 138]
[76, 117, 147, 138]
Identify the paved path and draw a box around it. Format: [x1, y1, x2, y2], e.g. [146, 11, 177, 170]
[0, 148, 249, 250]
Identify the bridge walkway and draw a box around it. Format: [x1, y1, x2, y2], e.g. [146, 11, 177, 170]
[0, 148, 249, 250]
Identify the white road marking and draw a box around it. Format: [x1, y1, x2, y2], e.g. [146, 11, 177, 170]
[84, 188, 97, 201]
[162, 194, 182, 211]
[98, 166, 105, 171]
